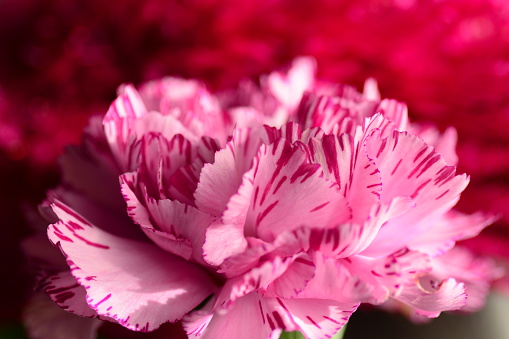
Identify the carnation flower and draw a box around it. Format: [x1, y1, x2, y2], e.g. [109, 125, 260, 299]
[25, 59, 499, 338]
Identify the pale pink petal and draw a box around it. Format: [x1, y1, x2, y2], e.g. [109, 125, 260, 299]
[394, 278, 467, 318]
[363, 130, 469, 256]
[264, 254, 316, 299]
[218, 237, 274, 278]
[49, 186, 142, 240]
[218, 257, 297, 306]
[103, 84, 147, 170]
[410, 125, 458, 166]
[38, 271, 98, 318]
[340, 249, 431, 304]
[278, 298, 358, 339]
[408, 211, 496, 255]
[185, 293, 293, 339]
[48, 202, 217, 332]
[265, 57, 316, 110]
[431, 246, 503, 312]
[308, 134, 381, 223]
[195, 128, 261, 217]
[133, 111, 199, 144]
[295, 93, 351, 134]
[308, 197, 414, 259]
[24, 293, 101, 339]
[203, 219, 248, 267]
[362, 78, 381, 102]
[137, 133, 194, 199]
[297, 254, 375, 304]
[245, 139, 350, 242]
[121, 174, 214, 263]
[167, 137, 221, 205]
[145, 198, 215, 265]
[377, 99, 409, 132]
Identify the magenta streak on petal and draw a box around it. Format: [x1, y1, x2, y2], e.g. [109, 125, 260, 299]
[55, 291, 75, 304]
[68, 221, 84, 230]
[259, 301, 266, 324]
[267, 314, 276, 330]
[290, 164, 319, 184]
[276, 298, 290, 312]
[371, 270, 382, 277]
[435, 190, 450, 200]
[376, 138, 387, 158]
[310, 202, 330, 212]
[306, 316, 322, 329]
[253, 186, 260, 210]
[272, 311, 285, 328]
[413, 146, 428, 162]
[94, 293, 112, 308]
[415, 155, 440, 179]
[73, 234, 110, 249]
[294, 257, 314, 266]
[321, 136, 340, 185]
[54, 201, 92, 227]
[408, 151, 434, 179]
[410, 179, 432, 199]
[392, 132, 400, 150]
[391, 159, 403, 175]
[369, 169, 379, 176]
[54, 231, 74, 243]
[323, 316, 341, 325]
[256, 201, 279, 226]
[273, 176, 287, 194]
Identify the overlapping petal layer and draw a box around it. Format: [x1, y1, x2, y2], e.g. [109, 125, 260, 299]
[28, 59, 499, 339]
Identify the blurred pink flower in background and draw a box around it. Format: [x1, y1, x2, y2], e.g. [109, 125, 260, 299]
[2, 0, 509, 335]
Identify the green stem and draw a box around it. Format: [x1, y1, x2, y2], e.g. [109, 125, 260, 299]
[280, 324, 347, 339]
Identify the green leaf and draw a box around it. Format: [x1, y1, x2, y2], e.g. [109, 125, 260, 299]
[280, 324, 347, 339]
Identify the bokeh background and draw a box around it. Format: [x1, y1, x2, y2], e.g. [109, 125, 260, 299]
[2, 0, 509, 337]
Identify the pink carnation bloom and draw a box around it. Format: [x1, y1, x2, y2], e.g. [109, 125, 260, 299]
[26, 59, 500, 338]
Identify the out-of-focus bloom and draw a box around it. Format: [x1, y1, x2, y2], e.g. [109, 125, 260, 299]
[25, 59, 499, 338]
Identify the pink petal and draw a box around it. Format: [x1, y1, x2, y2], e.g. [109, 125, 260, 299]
[264, 253, 316, 299]
[297, 254, 375, 304]
[48, 202, 217, 332]
[362, 78, 381, 101]
[431, 246, 503, 312]
[363, 130, 469, 256]
[265, 57, 316, 110]
[145, 198, 215, 265]
[195, 128, 261, 217]
[245, 139, 350, 242]
[138, 133, 194, 199]
[308, 134, 381, 223]
[278, 298, 358, 339]
[202, 164, 256, 266]
[167, 137, 221, 205]
[103, 84, 147, 170]
[218, 237, 274, 278]
[394, 277, 467, 318]
[377, 99, 409, 132]
[133, 111, 198, 144]
[184, 293, 293, 339]
[308, 197, 414, 259]
[38, 271, 98, 318]
[295, 93, 351, 134]
[410, 125, 458, 166]
[408, 211, 496, 256]
[121, 175, 214, 264]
